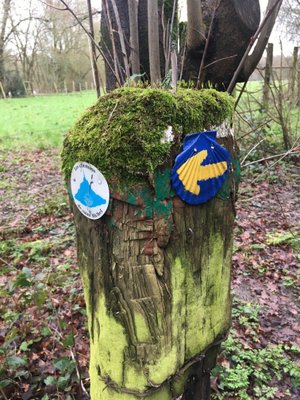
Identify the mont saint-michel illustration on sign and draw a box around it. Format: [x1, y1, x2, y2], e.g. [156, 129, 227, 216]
[70, 162, 110, 220]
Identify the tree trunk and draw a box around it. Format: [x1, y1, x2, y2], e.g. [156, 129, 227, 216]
[186, 0, 206, 50]
[101, 0, 175, 89]
[241, 0, 283, 82]
[182, 0, 260, 89]
[128, 0, 140, 77]
[147, 0, 161, 83]
[0, 0, 11, 87]
[101, 0, 130, 90]
[87, 0, 101, 97]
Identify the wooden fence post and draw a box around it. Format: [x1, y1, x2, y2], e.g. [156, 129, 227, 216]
[62, 88, 237, 400]
[290, 46, 298, 99]
[297, 68, 300, 106]
[0, 81, 6, 98]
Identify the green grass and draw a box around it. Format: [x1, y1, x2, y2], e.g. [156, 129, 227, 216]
[0, 91, 97, 150]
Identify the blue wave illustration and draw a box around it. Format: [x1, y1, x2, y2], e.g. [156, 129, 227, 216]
[74, 175, 106, 207]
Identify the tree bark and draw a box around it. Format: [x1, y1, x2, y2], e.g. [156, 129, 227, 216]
[186, 0, 206, 50]
[241, 0, 283, 81]
[147, 0, 161, 83]
[128, 0, 140, 77]
[101, 0, 130, 90]
[182, 0, 260, 89]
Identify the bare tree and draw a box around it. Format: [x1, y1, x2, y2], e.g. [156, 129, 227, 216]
[278, 0, 300, 40]
[0, 0, 12, 88]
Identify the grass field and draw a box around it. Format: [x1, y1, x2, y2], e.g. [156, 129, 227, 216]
[0, 91, 97, 150]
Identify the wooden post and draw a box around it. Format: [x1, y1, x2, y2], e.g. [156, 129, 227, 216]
[0, 81, 6, 98]
[262, 43, 273, 110]
[64, 80, 68, 93]
[297, 68, 300, 106]
[290, 46, 298, 99]
[72, 80, 76, 92]
[62, 89, 236, 400]
[79, 82, 82, 92]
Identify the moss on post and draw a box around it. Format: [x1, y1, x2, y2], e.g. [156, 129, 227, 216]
[62, 87, 233, 182]
[62, 88, 236, 400]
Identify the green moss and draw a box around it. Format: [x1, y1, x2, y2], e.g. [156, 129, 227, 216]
[61, 87, 233, 184]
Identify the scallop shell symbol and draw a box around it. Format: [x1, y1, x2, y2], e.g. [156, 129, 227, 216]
[171, 131, 231, 204]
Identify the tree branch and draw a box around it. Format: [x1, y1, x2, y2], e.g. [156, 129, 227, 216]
[55, 0, 119, 83]
[227, 0, 283, 93]
[242, 0, 283, 80]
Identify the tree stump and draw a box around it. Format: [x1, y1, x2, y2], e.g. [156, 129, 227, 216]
[62, 88, 237, 399]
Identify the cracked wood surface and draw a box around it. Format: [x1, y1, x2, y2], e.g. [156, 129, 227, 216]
[72, 174, 235, 398]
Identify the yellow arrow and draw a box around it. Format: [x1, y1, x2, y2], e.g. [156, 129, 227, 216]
[176, 150, 227, 195]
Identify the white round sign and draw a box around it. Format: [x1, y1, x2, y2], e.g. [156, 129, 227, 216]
[70, 162, 110, 220]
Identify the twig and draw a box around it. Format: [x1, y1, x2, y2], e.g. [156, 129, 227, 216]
[243, 147, 299, 168]
[102, 0, 122, 85]
[106, 101, 119, 126]
[0, 256, 10, 267]
[237, 118, 274, 140]
[110, 0, 130, 79]
[196, 0, 220, 88]
[70, 346, 90, 398]
[234, 80, 248, 110]
[241, 139, 265, 165]
[50, 307, 89, 398]
[202, 54, 237, 71]
[54, 0, 118, 83]
[0, 387, 9, 400]
[39, 0, 67, 10]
